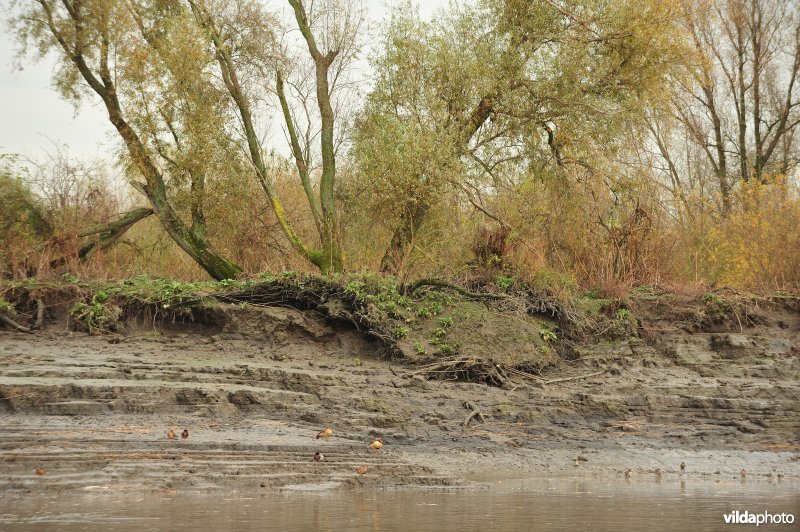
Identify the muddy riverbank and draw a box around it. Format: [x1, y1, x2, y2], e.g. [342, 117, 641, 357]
[0, 284, 798, 493]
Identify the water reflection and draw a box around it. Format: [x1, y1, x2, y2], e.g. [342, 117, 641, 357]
[1, 478, 797, 531]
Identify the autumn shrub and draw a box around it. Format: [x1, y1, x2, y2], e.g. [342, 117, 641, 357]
[206, 167, 318, 275]
[1, 151, 124, 279]
[700, 177, 800, 290]
[497, 171, 682, 294]
[0, 156, 44, 277]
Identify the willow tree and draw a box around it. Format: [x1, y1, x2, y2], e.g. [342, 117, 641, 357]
[13, 0, 243, 280]
[355, 0, 688, 273]
[188, 0, 362, 273]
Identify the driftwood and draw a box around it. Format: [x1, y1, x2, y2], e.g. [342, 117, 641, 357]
[541, 369, 607, 385]
[463, 400, 486, 427]
[0, 298, 45, 334]
[504, 366, 607, 385]
[0, 313, 32, 333]
[505, 367, 546, 382]
[403, 357, 606, 388]
[464, 410, 484, 427]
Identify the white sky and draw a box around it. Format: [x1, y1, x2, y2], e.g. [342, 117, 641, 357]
[0, 0, 447, 162]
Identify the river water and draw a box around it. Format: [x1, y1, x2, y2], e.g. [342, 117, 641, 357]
[1, 478, 797, 531]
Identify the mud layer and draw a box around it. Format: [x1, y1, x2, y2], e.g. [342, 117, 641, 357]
[0, 294, 799, 493]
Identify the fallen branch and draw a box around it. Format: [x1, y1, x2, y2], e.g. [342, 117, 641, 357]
[506, 367, 546, 382]
[403, 358, 466, 377]
[0, 313, 32, 333]
[464, 409, 485, 427]
[543, 369, 607, 385]
[49, 207, 154, 269]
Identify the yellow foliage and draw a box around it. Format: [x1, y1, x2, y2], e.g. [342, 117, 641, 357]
[702, 177, 800, 290]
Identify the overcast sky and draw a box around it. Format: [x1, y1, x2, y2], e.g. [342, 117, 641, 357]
[0, 1, 447, 162]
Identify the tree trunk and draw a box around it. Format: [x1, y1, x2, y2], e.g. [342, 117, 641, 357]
[38, 0, 242, 281]
[379, 93, 497, 272]
[193, 0, 343, 274]
[49, 207, 155, 270]
[132, 182, 242, 280]
[76, 207, 154, 261]
[288, 0, 344, 273]
[380, 202, 429, 274]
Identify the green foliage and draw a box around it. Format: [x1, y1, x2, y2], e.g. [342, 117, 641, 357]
[702, 293, 732, 319]
[70, 295, 122, 334]
[539, 327, 558, 342]
[438, 316, 454, 327]
[434, 327, 447, 338]
[0, 157, 48, 232]
[344, 280, 368, 296]
[529, 267, 578, 296]
[394, 325, 408, 339]
[334, 274, 412, 318]
[56, 276, 258, 334]
[351, 0, 688, 278]
[701, 293, 725, 306]
[15, 0, 780, 295]
[0, 297, 17, 316]
[0, 155, 50, 276]
[438, 343, 455, 356]
[586, 288, 602, 300]
[115, 276, 218, 307]
[612, 308, 634, 329]
[495, 275, 515, 290]
[614, 308, 632, 322]
[413, 342, 427, 355]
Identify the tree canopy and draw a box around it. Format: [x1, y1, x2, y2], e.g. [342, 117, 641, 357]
[6, 0, 799, 290]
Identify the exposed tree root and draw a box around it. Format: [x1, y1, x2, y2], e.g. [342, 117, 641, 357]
[211, 278, 400, 350]
[32, 299, 44, 330]
[0, 313, 32, 333]
[463, 400, 486, 427]
[403, 357, 509, 387]
[402, 278, 509, 299]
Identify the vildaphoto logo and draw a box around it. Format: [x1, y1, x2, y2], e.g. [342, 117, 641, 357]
[723, 510, 795, 526]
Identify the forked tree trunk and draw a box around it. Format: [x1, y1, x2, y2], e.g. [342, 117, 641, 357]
[380, 202, 429, 274]
[38, 0, 243, 281]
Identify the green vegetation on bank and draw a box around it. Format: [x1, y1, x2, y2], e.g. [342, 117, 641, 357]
[2, 274, 798, 386]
